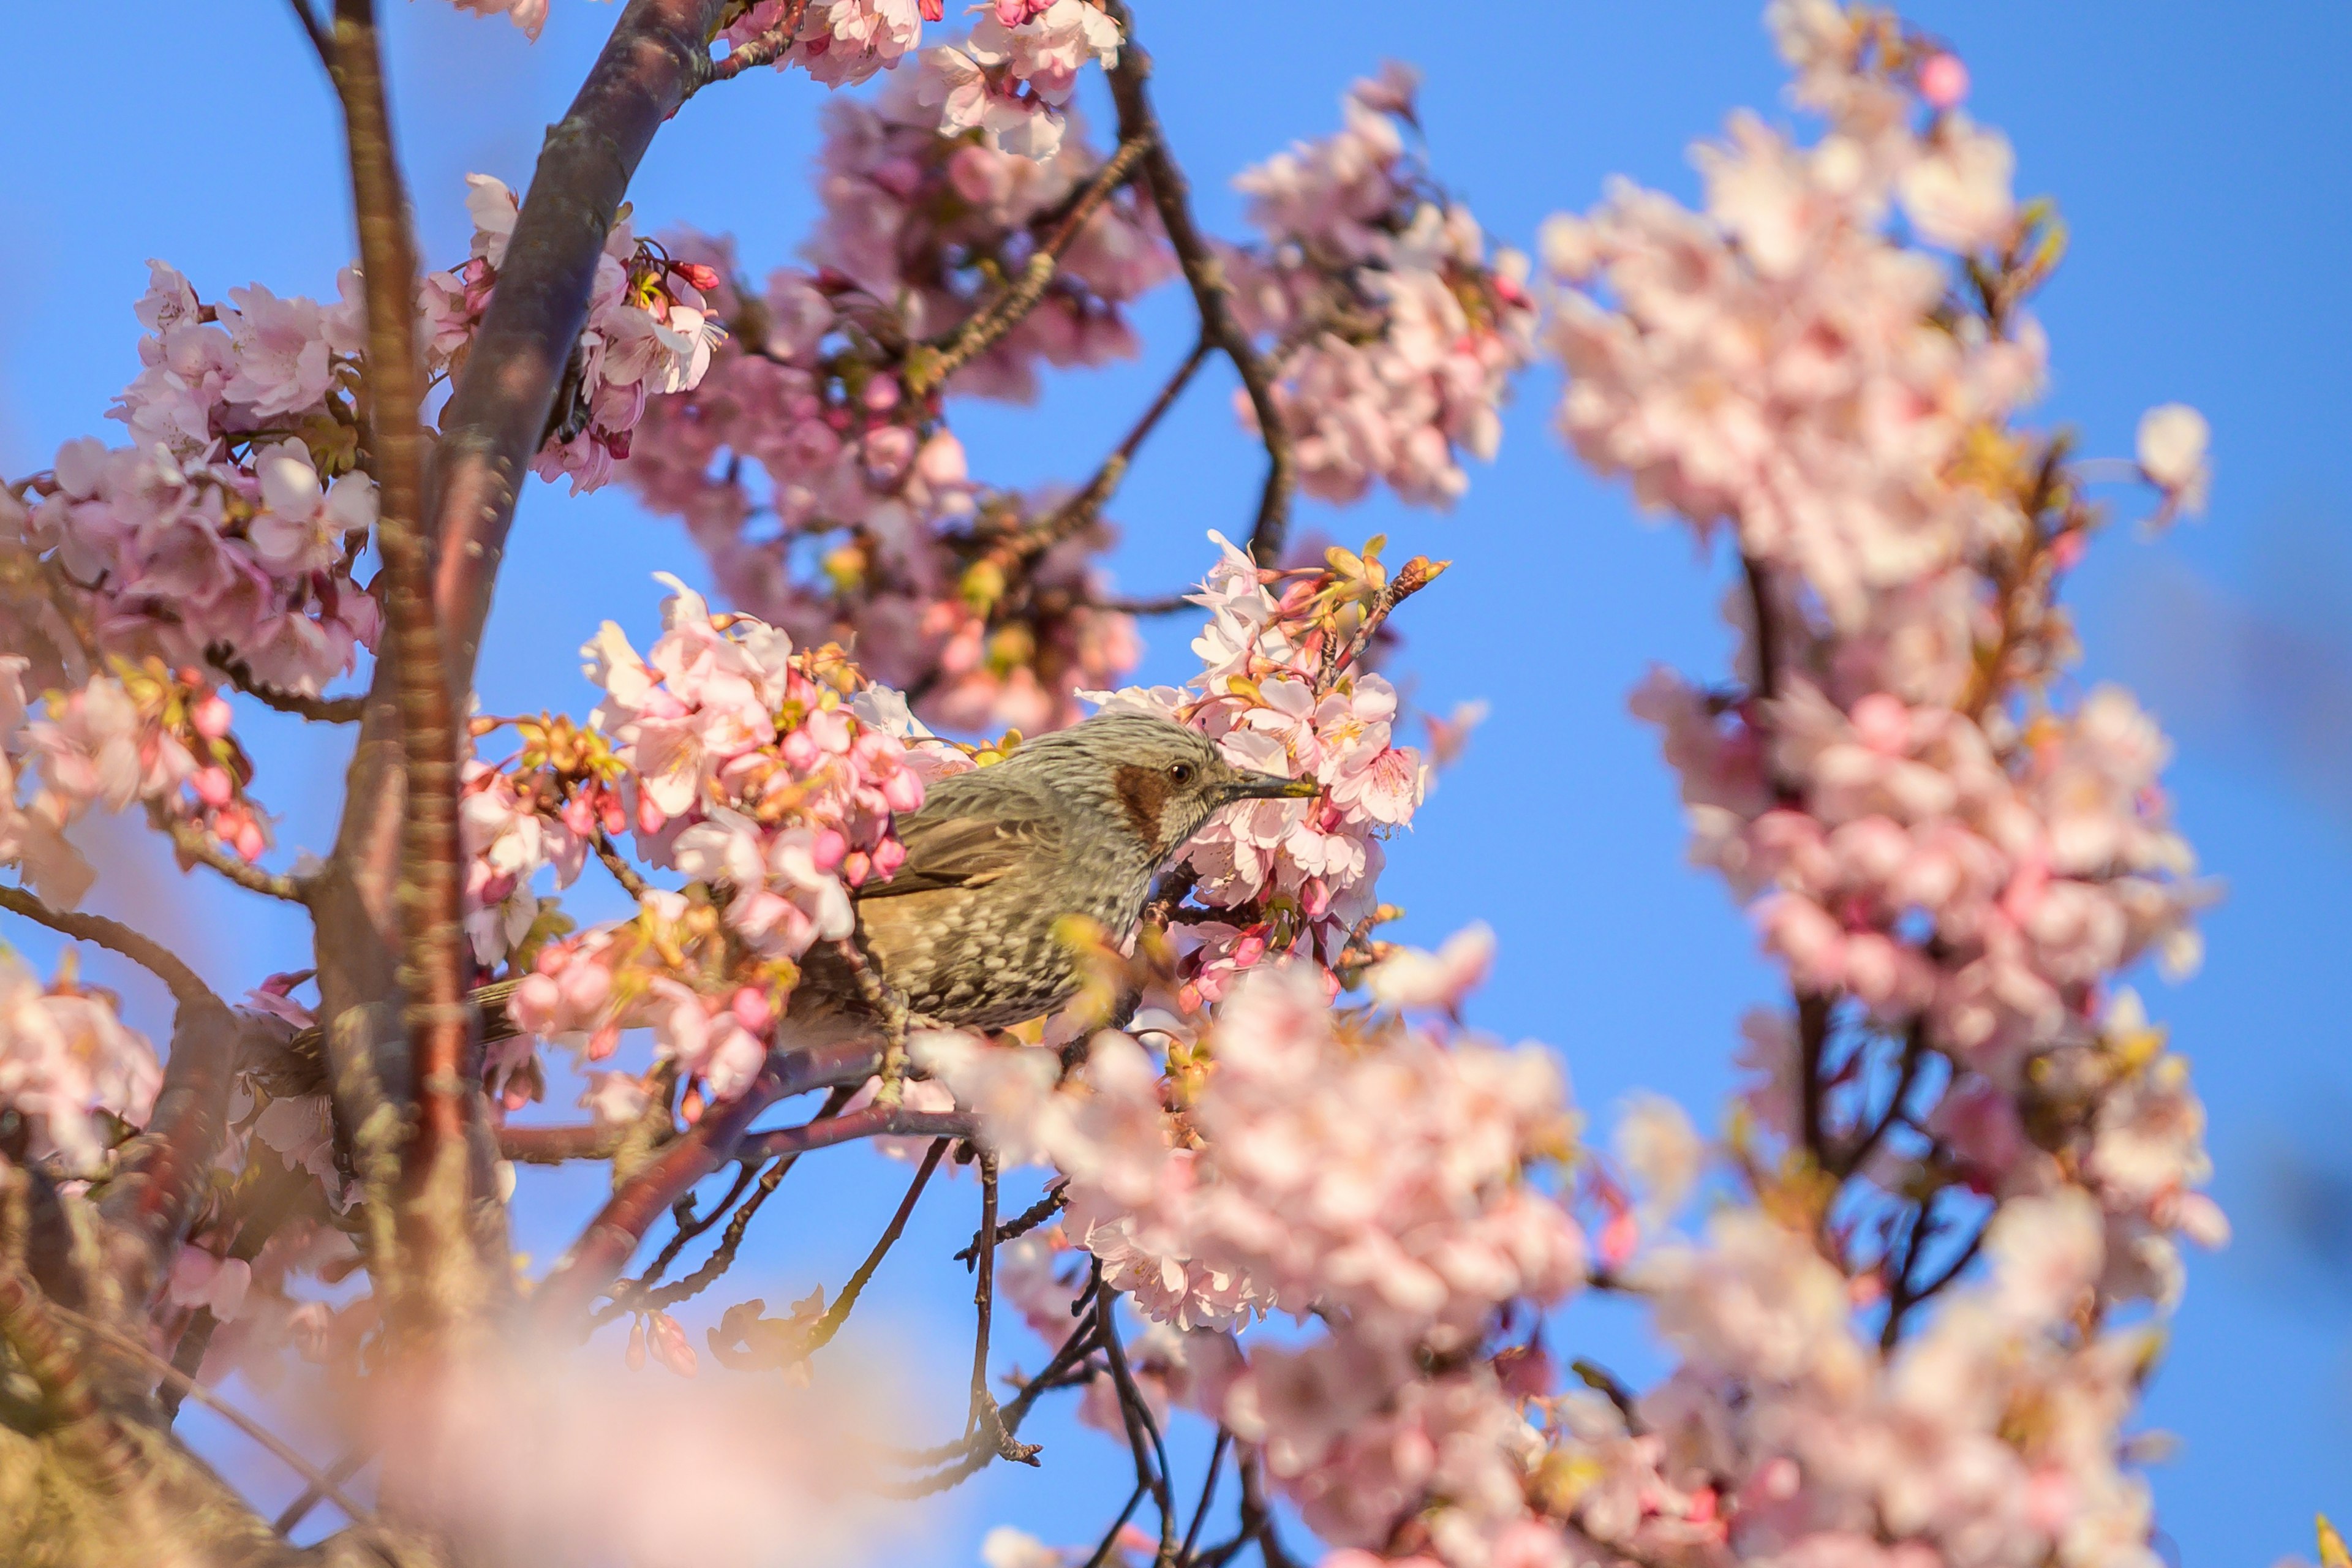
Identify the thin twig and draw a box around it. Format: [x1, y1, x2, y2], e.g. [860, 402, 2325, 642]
[49, 1297, 372, 1521]
[593, 828, 652, 902]
[796, 1138, 949, 1357]
[1105, 3, 1293, 564]
[1180, 1430, 1232, 1566]
[153, 807, 309, 903]
[876, 1311, 1098, 1494]
[1836, 1019, 1929, 1180]
[905, 135, 1155, 398]
[956, 1183, 1066, 1264]
[205, 643, 364, 723]
[285, 0, 333, 71]
[700, 0, 814, 89]
[601, 1082, 861, 1320]
[1082, 1482, 1153, 1568]
[1095, 592, 1199, 617]
[1097, 1281, 1177, 1567]
[274, 1441, 375, 1535]
[996, 333, 1211, 575]
[737, 1104, 971, 1163]
[0, 884, 211, 1003]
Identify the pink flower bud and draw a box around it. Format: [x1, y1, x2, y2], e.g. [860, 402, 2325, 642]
[842, 849, 872, 887]
[588, 1023, 620, 1061]
[882, 768, 924, 813]
[673, 262, 723, 294]
[809, 826, 847, 872]
[477, 870, 518, 907]
[559, 959, 613, 1018]
[233, 819, 267, 862]
[626, 1316, 647, 1371]
[1849, 692, 1912, 755]
[871, 836, 906, 878]
[192, 694, 234, 739]
[637, 793, 668, 837]
[729, 986, 774, 1035]
[560, 795, 594, 837]
[1918, 52, 1969, 110]
[512, 972, 562, 1027]
[192, 766, 233, 809]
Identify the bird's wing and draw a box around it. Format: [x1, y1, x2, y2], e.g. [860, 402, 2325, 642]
[859, 809, 1061, 898]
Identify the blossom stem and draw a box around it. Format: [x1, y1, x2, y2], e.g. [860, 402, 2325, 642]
[153, 807, 310, 903]
[204, 642, 365, 723]
[701, 0, 815, 89]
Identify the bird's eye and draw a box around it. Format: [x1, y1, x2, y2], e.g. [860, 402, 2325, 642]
[1168, 761, 1195, 785]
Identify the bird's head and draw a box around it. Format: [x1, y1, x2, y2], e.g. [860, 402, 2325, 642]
[1015, 711, 1317, 864]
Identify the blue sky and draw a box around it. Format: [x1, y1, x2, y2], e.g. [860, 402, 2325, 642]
[4, 2, 2350, 1562]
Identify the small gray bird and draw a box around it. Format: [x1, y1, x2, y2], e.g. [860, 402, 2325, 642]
[798, 710, 1316, 1030]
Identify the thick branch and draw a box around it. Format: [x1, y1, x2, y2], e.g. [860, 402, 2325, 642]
[737, 1104, 971, 1162]
[332, 0, 492, 1336]
[311, 0, 726, 1138]
[1104, 4, 1294, 565]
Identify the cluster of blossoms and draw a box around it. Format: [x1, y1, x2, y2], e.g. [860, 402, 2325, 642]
[3, 262, 380, 698]
[484, 578, 924, 1109]
[1089, 531, 1433, 1001]
[1502, 7, 2222, 1568]
[926, 1, 1125, 160]
[617, 61, 1172, 729]
[720, 0, 932, 90]
[0, 650, 275, 906]
[424, 175, 728, 494]
[927, 954, 1586, 1567]
[1221, 66, 1537, 509]
[0, 947, 159, 1168]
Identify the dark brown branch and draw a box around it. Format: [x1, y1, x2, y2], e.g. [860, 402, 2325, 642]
[0, 884, 211, 1003]
[275, 1441, 375, 1536]
[286, 0, 333, 71]
[957, 1183, 1066, 1264]
[1002, 333, 1211, 571]
[1180, 1430, 1232, 1567]
[205, 643, 365, 723]
[877, 1310, 1098, 1496]
[618, 1082, 857, 1318]
[737, 1104, 973, 1162]
[701, 0, 814, 88]
[528, 1033, 880, 1329]
[333, 0, 489, 1337]
[1741, 554, 1782, 704]
[1098, 1283, 1178, 1567]
[1835, 1018, 1928, 1180]
[1796, 990, 1831, 1171]
[793, 1137, 948, 1358]
[1095, 592, 1197, 617]
[311, 0, 726, 1145]
[593, 829, 652, 902]
[906, 135, 1155, 398]
[1105, 4, 1294, 564]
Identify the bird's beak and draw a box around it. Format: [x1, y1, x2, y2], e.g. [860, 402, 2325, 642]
[1221, 771, 1320, 804]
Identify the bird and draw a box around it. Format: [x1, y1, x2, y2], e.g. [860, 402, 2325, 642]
[794, 709, 1317, 1031]
[274, 711, 1313, 1085]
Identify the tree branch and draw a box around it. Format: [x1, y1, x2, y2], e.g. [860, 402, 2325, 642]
[528, 1033, 881, 1329]
[905, 134, 1155, 398]
[205, 643, 366, 723]
[700, 0, 813, 89]
[332, 0, 495, 1338]
[736, 1104, 972, 1162]
[95, 993, 246, 1310]
[47, 1297, 375, 1525]
[285, 0, 333, 72]
[153, 807, 310, 904]
[1104, 4, 1294, 565]
[793, 1137, 948, 1359]
[0, 884, 211, 1003]
[311, 0, 728, 1163]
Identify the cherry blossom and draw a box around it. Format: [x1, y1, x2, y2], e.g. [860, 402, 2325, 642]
[1222, 69, 1536, 510]
[0, 948, 160, 1168]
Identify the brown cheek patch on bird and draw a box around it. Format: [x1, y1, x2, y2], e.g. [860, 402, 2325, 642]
[1112, 764, 1174, 849]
